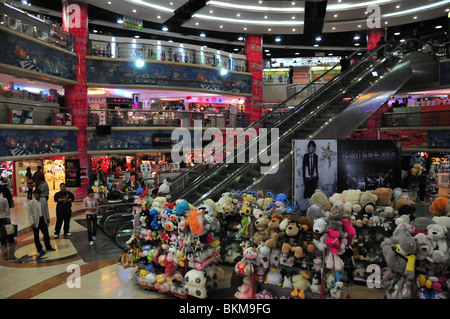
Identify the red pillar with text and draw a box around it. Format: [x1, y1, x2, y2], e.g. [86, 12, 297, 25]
[367, 28, 386, 50]
[244, 35, 264, 126]
[62, 0, 89, 199]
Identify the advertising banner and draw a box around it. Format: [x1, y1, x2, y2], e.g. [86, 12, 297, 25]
[65, 159, 80, 187]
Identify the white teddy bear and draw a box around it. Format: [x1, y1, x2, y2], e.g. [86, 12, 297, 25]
[427, 224, 449, 263]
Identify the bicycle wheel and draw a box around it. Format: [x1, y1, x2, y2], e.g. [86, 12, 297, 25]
[115, 222, 134, 249]
[102, 213, 132, 238]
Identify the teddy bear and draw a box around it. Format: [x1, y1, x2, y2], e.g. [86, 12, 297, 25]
[432, 216, 450, 240]
[255, 242, 271, 269]
[329, 192, 344, 206]
[414, 233, 434, 261]
[298, 216, 316, 253]
[306, 204, 327, 222]
[264, 213, 285, 248]
[309, 189, 332, 211]
[235, 275, 253, 299]
[429, 195, 449, 217]
[360, 191, 378, 207]
[372, 187, 394, 206]
[325, 229, 344, 271]
[427, 224, 449, 263]
[281, 220, 304, 258]
[343, 189, 362, 205]
[253, 215, 271, 245]
[381, 233, 417, 280]
[312, 217, 328, 253]
[380, 206, 397, 232]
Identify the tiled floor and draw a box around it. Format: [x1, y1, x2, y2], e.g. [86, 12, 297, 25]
[0, 192, 384, 299]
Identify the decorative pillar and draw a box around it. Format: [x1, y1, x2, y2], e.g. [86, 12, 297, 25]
[366, 28, 386, 51]
[244, 35, 264, 125]
[62, 0, 89, 199]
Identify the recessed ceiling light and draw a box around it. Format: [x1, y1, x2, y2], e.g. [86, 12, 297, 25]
[234, 48, 239, 51]
[244, 27, 247, 30]
[295, 52, 300, 55]
[328, 53, 333, 56]
[316, 36, 322, 41]
[200, 33, 206, 37]
[195, 22, 199, 25]
[162, 26, 168, 31]
[117, 19, 124, 24]
[170, 2, 173, 5]
[238, 36, 244, 40]
[354, 35, 360, 40]
[268, 28, 271, 31]
[168, 40, 173, 42]
[400, 39, 405, 42]
[108, 1, 111, 4]
[259, 0, 263, 3]
[396, 5, 400, 9]
[220, 25, 223, 28]
[134, 35, 140, 38]
[265, 49, 270, 52]
[292, 28, 296, 31]
[292, 1, 295, 5]
[314, 44, 319, 47]
[334, 14, 338, 18]
[292, 16, 296, 19]
[266, 53, 271, 56]
[413, 16, 418, 19]
[264, 16, 268, 19]
[93, 29, 98, 33]
[436, 25, 443, 29]
[275, 37, 281, 42]
[355, 43, 360, 46]
[358, 25, 362, 28]
[394, 32, 400, 35]
[133, 9, 136, 12]
[332, 27, 336, 30]
[446, 8, 450, 12]
[237, 13, 240, 17]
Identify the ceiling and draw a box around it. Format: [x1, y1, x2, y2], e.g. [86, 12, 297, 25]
[9, 0, 450, 58]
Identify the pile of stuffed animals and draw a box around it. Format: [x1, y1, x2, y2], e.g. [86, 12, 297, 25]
[118, 194, 225, 299]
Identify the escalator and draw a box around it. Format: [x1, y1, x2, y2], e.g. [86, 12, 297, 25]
[172, 40, 438, 206]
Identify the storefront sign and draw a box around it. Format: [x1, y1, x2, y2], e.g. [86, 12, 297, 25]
[122, 15, 143, 31]
[65, 159, 80, 187]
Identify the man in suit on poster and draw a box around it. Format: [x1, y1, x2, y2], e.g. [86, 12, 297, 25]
[303, 140, 319, 199]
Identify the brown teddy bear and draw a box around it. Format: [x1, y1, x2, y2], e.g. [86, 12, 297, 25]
[253, 215, 271, 245]
[372, 187, 394, 206]
[265, 213, 285, 248]
[429, 195, 449, 217]
[298, 216, 316, 253]
[281, 220, 303, 258]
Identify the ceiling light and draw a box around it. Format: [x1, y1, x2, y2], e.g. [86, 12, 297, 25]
[195, 22, 199, 25]
[135, 59, 145, 68]
[220, 25, 223, 28]
[220, 68, 228, 76]
[237, 13, 240, 17]
[268, 28, 272, 31]
[275, 37, 281, 42]
[383, 1, 450, 18]
[157, 15, 161, 19]
[168, 40, 173, 42]
[385, 21, 388, 24]
[295, 52, 300, 55]
[170, 2, 173, 5]
[436, 25, 443, 29]
[134, 35, 140, 38]
[210, 10, 213, 13]
[117, 19, 124, 24]
[354, 35, 360, 40]
[372, 71, 379, 77]
[332, 27, 336, 30]
[358, 25, 362, 28]
[316, 36, 322, 41]
[328, 0, 393, 11]
[93, 29, 98, 33]
[200, 33, 206, 37]
[133, 9, 136, 12]
[292, 1, 295, 5]
[125, 0, 174, 13]
[206, 1, 304, 12]
[244, 27, 247, 30]
[400, 39, 405, 42]
[328, 53, 333, 56]
[265, 49, 270, 52]
[238, 36, 244, 41]
[396, 5, 400, 9]
[413, 16, 418, 19]
[162, 26, 168, 31]
[334, 14, 338, 18]
[292, 28, 296, 31]
[264, 16, 268, 19]
[394, 32, 400, 35]
[192, 14, 304, 25]
[314, 44, 319, 47]
[259, 0, 262, 3]
[355, 43, 360, 46]
[234, 48, 239, 51]
[108, 1, 111, 4]
[292, 16, 296, 19]
[266, 53, 271, 56]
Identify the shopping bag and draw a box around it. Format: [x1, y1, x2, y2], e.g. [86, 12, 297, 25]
[5, 224, 17, 236]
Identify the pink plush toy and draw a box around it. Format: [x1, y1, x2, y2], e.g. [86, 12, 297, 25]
[326, 229, 344, 271]
[341, 219, 356, 245]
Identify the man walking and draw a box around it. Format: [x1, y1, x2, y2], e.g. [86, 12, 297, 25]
[28, 189, 54, 256]
[53, 183, 75, 238]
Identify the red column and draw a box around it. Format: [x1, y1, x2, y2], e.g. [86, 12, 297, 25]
[62, 0, 89, 199]
[366, 28, 386, 51]
[244, 35, 263, 126]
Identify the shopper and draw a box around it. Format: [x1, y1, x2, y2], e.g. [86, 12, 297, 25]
[0, 187, 11, 247]
[418, 170, 428, 202]
[26, 167, 34, 200]
[53, 183, 75, 238]
[37, 175, 50, 201]
[288, 65, 294, 84]
[302, 140, 319, 199]
[32, 166, 45, 188]
[83, 188, 99, 246]
[28, 189, 54, 256]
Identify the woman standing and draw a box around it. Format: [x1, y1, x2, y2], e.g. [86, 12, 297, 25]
[83, 188, 99, 246]
[26, 167, 34, 200]
[0, 187, 11, 247]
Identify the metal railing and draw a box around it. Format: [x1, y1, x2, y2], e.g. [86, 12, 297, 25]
[383, 110, 450, 127]
[89, 39, 248, 73]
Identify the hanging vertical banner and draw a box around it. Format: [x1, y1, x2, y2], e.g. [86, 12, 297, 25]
[65, 159, 81, 187]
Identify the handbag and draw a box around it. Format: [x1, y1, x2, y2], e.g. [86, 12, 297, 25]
[5, 223, 17, 236]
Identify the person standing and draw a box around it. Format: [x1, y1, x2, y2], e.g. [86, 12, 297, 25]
[26, 167, 34, 200]
[37, 175, 50, 202]
[0, 188, 11, 247]
[53, 183, 75, 238]
[32, 166, 45, 188]
[28, 189, 54, 256]
[302, 140, 319, 199]
[83, 188, 99, 246]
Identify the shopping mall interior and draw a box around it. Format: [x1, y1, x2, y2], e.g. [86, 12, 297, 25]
[0, 0, 450, 304]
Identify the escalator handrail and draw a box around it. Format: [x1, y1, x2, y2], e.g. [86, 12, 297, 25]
[175, 44, 394, 201]
[169, 49, 366, 193]
[189, 42, 412, 205]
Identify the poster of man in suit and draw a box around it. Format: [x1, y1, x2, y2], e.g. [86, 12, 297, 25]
[293, 139, 338, 212]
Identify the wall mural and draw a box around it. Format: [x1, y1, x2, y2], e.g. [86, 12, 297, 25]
[86, 58, 252, 95]
[0, 28, 77, 81]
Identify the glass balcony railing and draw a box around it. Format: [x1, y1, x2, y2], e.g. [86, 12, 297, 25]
[383, 110, 450, 127]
